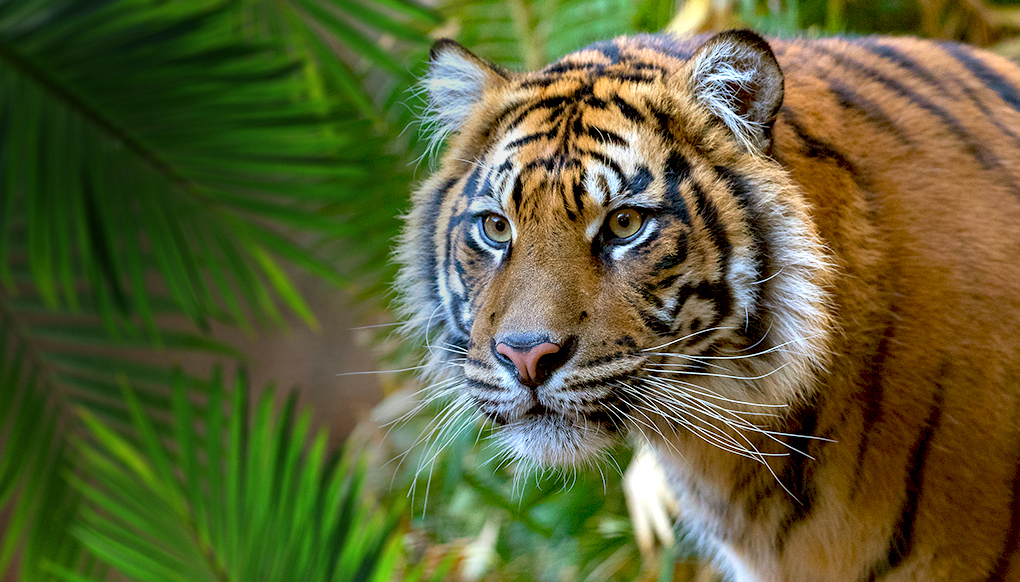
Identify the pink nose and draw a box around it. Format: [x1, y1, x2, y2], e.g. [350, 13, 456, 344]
[495, 341, 562, 387]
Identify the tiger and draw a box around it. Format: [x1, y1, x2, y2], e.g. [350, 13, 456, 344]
[394, 29, 1020, 582]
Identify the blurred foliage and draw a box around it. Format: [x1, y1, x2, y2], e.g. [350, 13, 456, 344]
[0, 0, 440, 579]
[3, 0, 1019, 581]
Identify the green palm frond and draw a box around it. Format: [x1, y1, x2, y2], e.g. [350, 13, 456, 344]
[0, 275, 242, 580]
[0, 0, 418, 332]
[47, 370, 441, 582]
[0, 0, 442, 579]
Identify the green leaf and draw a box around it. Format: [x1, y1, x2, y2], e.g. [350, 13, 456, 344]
[66, 371, 415, 582]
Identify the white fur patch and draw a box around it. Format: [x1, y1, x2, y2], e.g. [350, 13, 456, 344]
[420, 46, 497, 158]
[691, 44, 764, 153]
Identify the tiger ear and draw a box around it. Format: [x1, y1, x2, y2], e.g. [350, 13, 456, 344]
[423, 39, 511, 140]
[688, 30, 784, 154]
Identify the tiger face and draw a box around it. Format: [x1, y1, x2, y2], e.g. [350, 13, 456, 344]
[397, 31, 833, 468]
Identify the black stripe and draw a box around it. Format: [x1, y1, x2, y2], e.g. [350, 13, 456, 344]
[572, 176, 586, 215]
[690, 182, 731, 269]
[858, 40, 1020, 151]
[695, 280, 732, 327]
[809, 45, 1001, 174]
[510, 174, 524, 213]
[523, 156, 558, 171]
[638, 305, 673, 335]
[422, 178, 458, 305]
[647, 103, 673, 137]
[559, 181, 577, 221]
[855, 40, 947, 92]
[504, 96, 572, 133]
[663, 153, 692, 226]
[628, 166, 653, 197]
[827, 79, 913, 147]
[850, 326, 892, 499]
[781, 107, 859, 176]
[943, 42, 1020, 116]
[652, 249, 687, 274]
[986, 443, 1020, 581]
[543, 61, 603, 75]
[774, 400, 822, 555]
[867, 372, 948, 579]
[585, 125, 628, 147]
[581, 150, 627, 190]
[462, 165, 484, 198]
[613, 95, 645, 124]
[506, 130, 555, 150]
[713, 165, 770, 344]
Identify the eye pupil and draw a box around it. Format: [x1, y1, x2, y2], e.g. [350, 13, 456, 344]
[616, 212, 630, 229]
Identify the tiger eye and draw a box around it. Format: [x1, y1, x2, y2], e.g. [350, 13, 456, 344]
[607, 208, 643, 240]
[482, 214, 512, 244]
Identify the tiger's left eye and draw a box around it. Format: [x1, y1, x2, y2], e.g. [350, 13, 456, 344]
[481, 213, 512, 245]
[605, 208, 644, 241]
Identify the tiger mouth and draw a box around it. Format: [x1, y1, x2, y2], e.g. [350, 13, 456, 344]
[489, 399, 622, 436]
[495, 409, 619, 467]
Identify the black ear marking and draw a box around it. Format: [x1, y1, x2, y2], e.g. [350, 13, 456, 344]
[688, 29, 785, 153]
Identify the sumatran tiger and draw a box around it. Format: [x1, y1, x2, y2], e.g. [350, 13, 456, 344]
[394, 29, 1020, 582]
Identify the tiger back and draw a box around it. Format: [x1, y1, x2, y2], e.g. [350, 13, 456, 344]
[396, 30, 1020, 582]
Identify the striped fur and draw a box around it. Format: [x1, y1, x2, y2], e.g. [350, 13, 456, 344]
[395, 30, 1020, 581]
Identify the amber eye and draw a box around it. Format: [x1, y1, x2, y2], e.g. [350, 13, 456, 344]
[605, 208, 644, 241]
[481, 213, 512, 245]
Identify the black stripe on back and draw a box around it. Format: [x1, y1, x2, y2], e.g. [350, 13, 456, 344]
[827, 79, 913, 147]
[857, 40, 1020, 152]
[808, 45, 1001, 173]
[942, 42, 1020, 116]
[781, 107, 860, 176]
[855, 40, 948, 92]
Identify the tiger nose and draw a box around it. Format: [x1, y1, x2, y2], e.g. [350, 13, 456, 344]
[494, 336, 564, 388]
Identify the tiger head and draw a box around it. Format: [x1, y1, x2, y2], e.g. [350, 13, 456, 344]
[396, 30, 834, 468]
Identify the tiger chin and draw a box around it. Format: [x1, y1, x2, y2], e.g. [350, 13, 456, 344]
[395, 28, 1020, 582]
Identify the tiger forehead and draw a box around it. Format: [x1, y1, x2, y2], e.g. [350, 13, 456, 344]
[470, 153, 663, 227]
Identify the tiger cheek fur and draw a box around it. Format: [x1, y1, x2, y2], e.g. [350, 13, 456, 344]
[396, 30, 1020, 582]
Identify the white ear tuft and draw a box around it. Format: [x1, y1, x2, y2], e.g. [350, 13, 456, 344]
[420, 39, 509, 153]
[689, 30, 784, 154]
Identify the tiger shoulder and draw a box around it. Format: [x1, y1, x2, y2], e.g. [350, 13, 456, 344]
[397, 29, 1020, 582]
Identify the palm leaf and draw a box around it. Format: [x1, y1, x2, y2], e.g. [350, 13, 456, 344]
[0, 0, 407, 331]
[53, 370, 433, 582]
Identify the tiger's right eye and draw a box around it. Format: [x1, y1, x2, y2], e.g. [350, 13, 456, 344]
[481, 213, 512, 245]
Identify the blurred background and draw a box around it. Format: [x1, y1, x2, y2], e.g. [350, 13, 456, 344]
[2, 0, 1019, 581]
